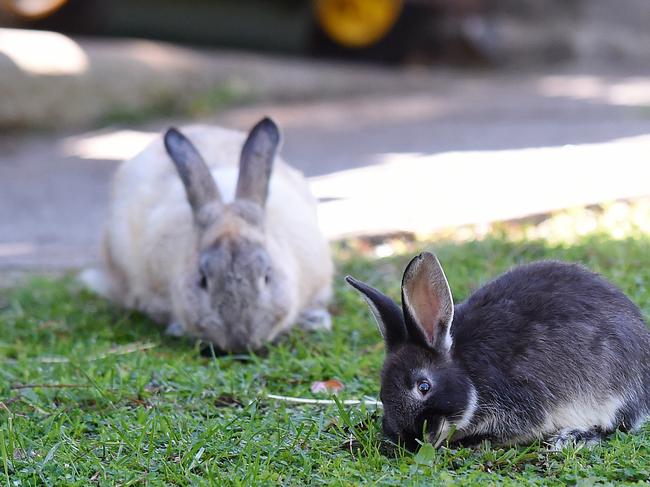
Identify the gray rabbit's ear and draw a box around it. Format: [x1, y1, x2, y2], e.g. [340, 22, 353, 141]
[345, 276, 407, 351]
[401, 252, 454, 354]
[236, 117, 281, 208]
[164, 127, 222, 225]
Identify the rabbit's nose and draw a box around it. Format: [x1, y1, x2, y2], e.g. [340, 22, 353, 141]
[227, 329, 253, 353]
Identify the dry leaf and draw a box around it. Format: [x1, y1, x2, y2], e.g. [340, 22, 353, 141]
[311, 379, 345, 394]
[214, 394, 243, 408]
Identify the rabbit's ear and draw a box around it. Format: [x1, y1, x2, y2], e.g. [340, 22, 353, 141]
[346, 276, 407, 351]
[401, 252, 454, 354]
[164, 127, 222, 223]
[236, 117, 281, 208]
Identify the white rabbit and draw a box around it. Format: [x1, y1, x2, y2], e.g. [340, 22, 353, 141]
[84, 118, 333, 352]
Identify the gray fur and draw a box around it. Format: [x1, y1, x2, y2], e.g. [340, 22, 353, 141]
[195, 238, 290, 351]
[235, 117, 281, 208]
[346, 276, 406, 349]
[165, 118, 289, 353]
[164, 127, 222, 225]
[347, 252, 650, 451]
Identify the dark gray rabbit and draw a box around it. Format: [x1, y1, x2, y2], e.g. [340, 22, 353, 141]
[347, 252, 650, 451]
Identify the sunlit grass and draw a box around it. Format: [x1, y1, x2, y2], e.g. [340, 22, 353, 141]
[2, 211, 650, 484]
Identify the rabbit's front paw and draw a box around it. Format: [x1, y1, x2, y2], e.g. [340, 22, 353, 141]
[298, 308, 331, 331]
[546, 426, 605, 451]
[165, 322, 185, 337]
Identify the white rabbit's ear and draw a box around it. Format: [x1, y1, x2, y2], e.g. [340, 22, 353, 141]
[346, 276, 407, 351]
[401, 252, 454, 354]
[236, 117, 281, 208]
[164, 127, 222, 224]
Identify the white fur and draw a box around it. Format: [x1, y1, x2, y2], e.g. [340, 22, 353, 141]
[431, 418, 451, 448]
[470, 393, 628, 446]
[79, 268, 112, 298]
[548, 428, 601, 451]
[454, 385, 478, 431]
[89, 124, 333, 339]
[443, 331, 453, 353]
[539, 395, 624, 435]
[436, 261, 454, 352]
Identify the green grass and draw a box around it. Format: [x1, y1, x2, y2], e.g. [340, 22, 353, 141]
[98, 82, 251, 129]
[2, 232, 650, 485]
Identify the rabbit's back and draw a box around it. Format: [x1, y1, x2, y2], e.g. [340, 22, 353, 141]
[452, 261, 650, 443]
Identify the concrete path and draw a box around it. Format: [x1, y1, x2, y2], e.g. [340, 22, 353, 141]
[2, 45, 650, 277]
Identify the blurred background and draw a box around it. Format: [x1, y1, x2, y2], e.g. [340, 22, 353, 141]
[1, 0, 650, 279]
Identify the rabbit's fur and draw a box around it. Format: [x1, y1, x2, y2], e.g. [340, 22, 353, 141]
[347, 252, 650, 451]
[85, 118, 333, 352]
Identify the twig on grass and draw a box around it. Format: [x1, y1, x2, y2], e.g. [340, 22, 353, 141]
[266, 394, 383, 407]
[0, 399, 29, 418]
[10, 383, 92, 390]
[37, 341, 158, 364]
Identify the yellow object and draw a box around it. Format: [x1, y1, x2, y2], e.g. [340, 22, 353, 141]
[315, 0, 403, 48]
[1, 0, 69, 20]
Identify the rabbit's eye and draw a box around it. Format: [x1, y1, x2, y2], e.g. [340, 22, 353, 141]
[416, 379, 431, 395]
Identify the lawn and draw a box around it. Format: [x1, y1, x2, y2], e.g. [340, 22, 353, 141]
[2, 222, 650, 485]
